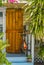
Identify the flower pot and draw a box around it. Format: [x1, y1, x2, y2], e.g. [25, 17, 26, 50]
[27, 58, 32, 62]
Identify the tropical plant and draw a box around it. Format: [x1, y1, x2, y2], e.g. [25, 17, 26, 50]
[27, 55, 32, 62]
[23, 0, 44, 41]
[0, 33, 11, 65]
[0, 0, 2, 6]
[27, 55, 32, 59]
[38, 44, 44, 60]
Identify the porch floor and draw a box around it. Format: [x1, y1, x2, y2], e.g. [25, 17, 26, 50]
[6, 53, 25, 57]
[6, 53, 33, 65]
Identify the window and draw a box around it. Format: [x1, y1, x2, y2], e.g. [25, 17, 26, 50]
[0, 25, 3, 33]
[0, 12, 3, 39]
[0, 25, 3, 39]
[0, 12, 3, 17]
[0, 12, 3, 24]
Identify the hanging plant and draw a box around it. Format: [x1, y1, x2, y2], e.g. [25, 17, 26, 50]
[23, 0, 44, 41]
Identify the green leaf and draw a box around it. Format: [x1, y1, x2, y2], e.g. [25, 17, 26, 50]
[0, 33, 4, 39]
[24, 0, 44, 41]
[1, 44, 9, 50]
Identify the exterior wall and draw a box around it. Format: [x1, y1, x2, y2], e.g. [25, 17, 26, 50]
[0, 7, 6, 40]
[3, 9, 6, 41]
[0, 7, 6, 52]
[0, 7, 6, 41]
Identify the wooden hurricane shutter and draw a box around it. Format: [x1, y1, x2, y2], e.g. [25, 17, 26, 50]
[6, 8, 23, 53]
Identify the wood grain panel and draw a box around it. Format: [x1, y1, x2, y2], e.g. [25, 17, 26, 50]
[6, 32, 11, 52]
[6, 8, 23, 53]
[10, 11, 13, 30]
[12, 32, 16, 53]
[18, 9, 23, 30]
[12, 10, 16, 30]
[6, 11, 10, 30]
[15, 31, 23, 53]
[15, 9, 19, 30]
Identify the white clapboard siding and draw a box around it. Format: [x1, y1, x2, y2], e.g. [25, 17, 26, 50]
[0, 17, 3, 24]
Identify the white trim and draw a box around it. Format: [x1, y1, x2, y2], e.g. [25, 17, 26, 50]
[0, 7, 6, 52]
[3, 9, 6, 41]
[0, 7, 6, 12]
[0, 7, 6, 41]
[32, 35, 34, 64]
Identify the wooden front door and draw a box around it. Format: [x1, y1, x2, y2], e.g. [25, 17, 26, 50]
[6, 8, 23, 53]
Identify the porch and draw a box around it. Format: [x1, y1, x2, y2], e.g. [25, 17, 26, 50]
[6, 53, 33, 65]
[0, 3, 34, 65]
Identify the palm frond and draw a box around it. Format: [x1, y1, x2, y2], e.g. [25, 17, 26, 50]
[0, 33, 4, 39]
[24, 0, 44, 41]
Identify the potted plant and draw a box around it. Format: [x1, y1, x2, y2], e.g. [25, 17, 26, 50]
[27, 55, 32, 62]
[0, 33, 11, 65]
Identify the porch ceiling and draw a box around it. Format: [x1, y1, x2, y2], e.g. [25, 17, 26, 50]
[3, 3, 26, 9]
